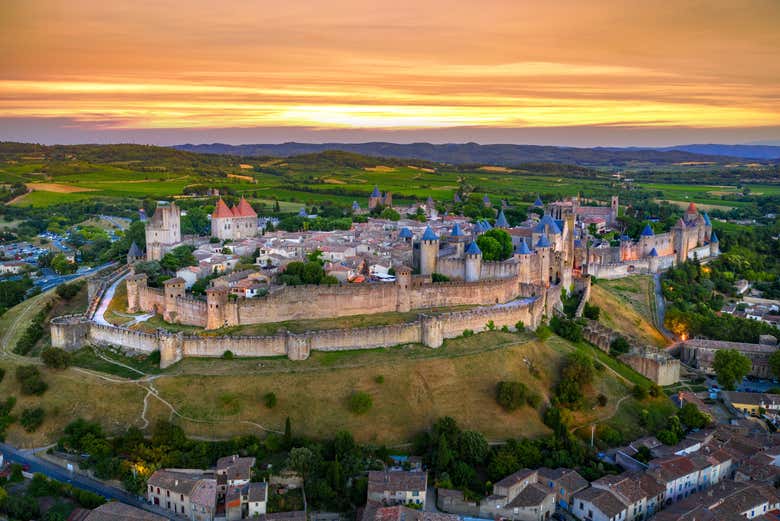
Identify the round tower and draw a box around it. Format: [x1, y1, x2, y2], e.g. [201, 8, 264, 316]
[419, 226, 439, 276]
[464, 241, 482, 282]
[535, 234, 552, 286]
[394, 265, 413, 312]
[710, 232, 719, 256]
[515, 238, 532, 283]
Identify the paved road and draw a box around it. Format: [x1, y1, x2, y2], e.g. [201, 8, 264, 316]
[653, 273, 676, 342]
[93, 271, 153, 325]
[35, 262, 115, 293]
[0, 442, 177, 519]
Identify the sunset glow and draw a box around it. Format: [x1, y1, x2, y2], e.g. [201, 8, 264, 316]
[1, 0, 779, 144]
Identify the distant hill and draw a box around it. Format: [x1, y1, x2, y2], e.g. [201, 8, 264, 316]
[173, 142, 752, 168]
[660, 144, 780, 160]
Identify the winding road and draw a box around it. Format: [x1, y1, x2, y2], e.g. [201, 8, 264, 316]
[653, 273, 676, 342]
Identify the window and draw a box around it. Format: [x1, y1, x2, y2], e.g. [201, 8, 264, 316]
[166, 490, 170, 497]
[181, 495, 184, 501]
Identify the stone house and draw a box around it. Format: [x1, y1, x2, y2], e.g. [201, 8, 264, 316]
[536, 467, 589, 513]
[571, 486, 628, 521]
[367, 470, 427, 508]
[226, 481, 268, 520]
[479, 469, 556, 521]
[216, 454, 256, 496]
[647, 455, 700, 505]
[147, 469, 217, 521]
[591, 472, 651, 521]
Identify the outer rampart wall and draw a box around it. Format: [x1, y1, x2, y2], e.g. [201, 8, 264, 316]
[51, 286, 554, 368]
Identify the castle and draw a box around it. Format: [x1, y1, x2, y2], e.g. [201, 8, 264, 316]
[211, 197, 258, 241]
[577, 202, 719, 279]
[368, 186, 392, 209]
[145, 201, 181, 261]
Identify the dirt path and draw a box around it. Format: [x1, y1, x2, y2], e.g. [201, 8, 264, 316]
[5, 186, 31, 205]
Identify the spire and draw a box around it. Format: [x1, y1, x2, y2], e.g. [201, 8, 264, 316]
[465, 241, 482, 255]
[235, 196, 257, 217]
[371, 186, 381, 197]
[710, 232, 719, 243]
[702, 213, 711, 226]
[212, 198, 234, 219]
[298, 207, 307, 217]
[640, 223, 655, 237]
[496, 210, 509, 228]
[648, 247, 659, 257]
[399, 227, 413, 239]
[450, 223, 464, 237]
[421, 226, 439, 241]
[535, 234, 551, 248]
[533, 196, 544, 207]
[516, 238, 531, 255]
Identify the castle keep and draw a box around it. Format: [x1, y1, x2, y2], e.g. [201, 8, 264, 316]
[145, 201, 182, 261]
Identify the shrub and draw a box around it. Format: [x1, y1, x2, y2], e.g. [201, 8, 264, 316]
[597, 425, 623, 446]
[41, 347, 71, 369]
[374, 375, 385, 384]
[263, 392, 277, 409]
[462, 329, 474, 337]
[610, 336, 631, 356]
[55, 281, 82, 301]
[0, 367, 4, 383]
[13, 307, 48, 356]
[649, 384, 661, 397]
[550, 316, 582, 343]
[348, 391, 373, 414]
[496, 381, 527, 411]
[500, 325, 509, 332]
[20, 407, 45, 432]
[222, 350, 234, 360]
[486, 320, 496, 331]
[632, 384, 649, 400]
[526, 391, 542, 409]
[431, 273, 450, 283]
[515, 321, 525, 332]
[536, 325, 552, 341]
[583, 303, 601, 320]
[597, 393, 608, 407]
[15, 365, 48, 396]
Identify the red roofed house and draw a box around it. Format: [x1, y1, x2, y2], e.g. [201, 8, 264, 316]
[212, 197, 258, 241]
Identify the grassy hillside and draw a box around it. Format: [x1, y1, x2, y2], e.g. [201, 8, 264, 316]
[590, 276, 667, 348]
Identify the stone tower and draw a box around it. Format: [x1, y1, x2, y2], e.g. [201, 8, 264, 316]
[418, 226, 439, 276]
[145, 202, 181, 261]
[515, 238, 532, 283]
[206, 286, 229, 330]
[125, 273, 147, 313]
[464, 241, 482, 282]
[163, 277, 185, 323]
[610, 195, 619, 225]
[710, 232, 719, 256]
[535, 234, 552, 286]
[394, 265, 412, 312]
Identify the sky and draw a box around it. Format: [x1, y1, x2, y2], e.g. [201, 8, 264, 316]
[1, 0, 779, 146]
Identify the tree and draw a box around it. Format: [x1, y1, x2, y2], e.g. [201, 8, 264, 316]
[713, 349, 752, 390]
[288, 447, 315, 479]
[770, 350, 780, 379]
[476, 229, 513, 261]
[160, 245, 196, 271]
[41, 347, 71, 369]
[678, 403, 710, 430]
[457, 430, 489, 465]
[284, 417, 292, 449]
[51, 253, 77, 275]
[610, 336, 631, 356]
[264, 392, 277, 408]
[434, 434, 453, 473]
[379, 207, 400, 221]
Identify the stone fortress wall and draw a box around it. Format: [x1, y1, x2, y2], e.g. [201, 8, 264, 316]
[126, 268, 530, 330]
[52, 289, 550, 368]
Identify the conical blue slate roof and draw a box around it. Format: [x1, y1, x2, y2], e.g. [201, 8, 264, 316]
[421, 226, 439, 241]
[483, 194, 491, 203]
[496, 210, 509, 228]
[370, 186, 381, 197]
[536, 234, 551, 248]
[482, 220, 493, 230]
[533, 215, 561, 235]
[451, 223, 464, 237]
[399, 227, 413, 239]
[352, 201, 360, 210]
[465, 241, 482, 255]
[533, 196, 543, 207]
[298, 207, 307, 217]
[710, 232, 719, 243]
[703, 213, 711, 226]
[516, 238, 532, 254]
[453, 193, 462, 203]
[640, 224, 655, 237]
[649, 248, 659, 257]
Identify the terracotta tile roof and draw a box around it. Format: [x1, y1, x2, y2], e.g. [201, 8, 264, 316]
[574, 487, 627, 518]
[493, 468, 536, 489]
[234, 197, 257, 218]
[213, 198, 235, 219]
[367, 470, 427, 494]
[84, 503, 167, 521]
[508, 482, 553, 507]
